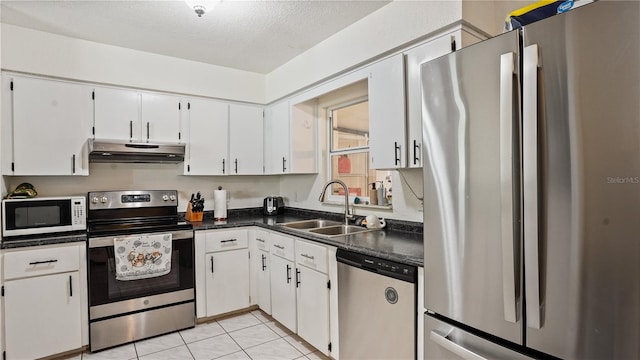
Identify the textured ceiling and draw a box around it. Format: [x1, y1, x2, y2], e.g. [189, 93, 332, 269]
[0, 0, 390, 74]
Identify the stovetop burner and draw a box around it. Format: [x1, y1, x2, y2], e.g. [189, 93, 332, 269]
[87, 190, 192, 237]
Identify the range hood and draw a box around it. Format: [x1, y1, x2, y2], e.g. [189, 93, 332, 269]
[89, 139, 185, 163]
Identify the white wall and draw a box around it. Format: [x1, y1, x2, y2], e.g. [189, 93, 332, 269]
[4, 163, 280, 212]
[265, 1, 463, 102]
[1, 24, 265, 103]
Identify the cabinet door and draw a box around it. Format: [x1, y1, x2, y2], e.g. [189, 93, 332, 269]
[205, 249, 250, 317]
[405, 33, 459, 168]
[229, 104, 264, 175]
[297, 266, 330, 356]
[4, 272, 82, 359]
[141, 93, 181, 143]
[290, 101, 318, 173]
[270, 255, 297, 332]
[93, 86, 140, 141]
[256, 249, 272, 314]
[265, 101, 290, 174]
[184, 99, 229, 175]
[368, 54, 406, 169]
[9, 77, 91, 175]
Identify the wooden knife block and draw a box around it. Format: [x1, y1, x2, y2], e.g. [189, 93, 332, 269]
[185, 203, 203, 222]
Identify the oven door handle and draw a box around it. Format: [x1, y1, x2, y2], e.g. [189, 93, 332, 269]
[88, 230, 193, 248]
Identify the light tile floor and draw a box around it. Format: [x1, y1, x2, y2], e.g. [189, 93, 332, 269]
[59, 310, 329, 360]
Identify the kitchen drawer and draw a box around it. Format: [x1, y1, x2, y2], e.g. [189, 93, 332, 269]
[270, 232, 295, 261]
[205, 229, 249, 252]
[4, 244, 81, 280]
[295, 239, 328, 274]
[254, 229, 270, 251]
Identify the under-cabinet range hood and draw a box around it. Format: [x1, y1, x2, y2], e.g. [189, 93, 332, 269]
[88, 139, 185, 163]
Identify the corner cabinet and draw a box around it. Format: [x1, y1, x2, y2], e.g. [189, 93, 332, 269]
[195, 229, 251, 318]
[229, 104, 264, 175]
[368, 54, 406, 169]
[183, 99, 229, 175]
[2, 243, 88, 360]
[1, 75, 91, 176]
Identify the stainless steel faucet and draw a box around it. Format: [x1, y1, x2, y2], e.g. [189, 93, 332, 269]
[318, 179, 352, 226]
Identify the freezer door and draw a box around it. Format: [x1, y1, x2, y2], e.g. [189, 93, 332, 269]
[421, 30, 522, 343]
[522, 2, 640, 358]
[424, 314, 533, 360]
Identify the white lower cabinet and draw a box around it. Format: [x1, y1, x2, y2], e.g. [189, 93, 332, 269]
[3, 243, 87, 360]
[250, 229, 272, 314]
[270, 249, 297, 332]
[195, 229, 250, 318]
[296, 265, 330, 354]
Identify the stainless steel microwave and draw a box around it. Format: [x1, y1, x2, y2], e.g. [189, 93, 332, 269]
[2, 196, 86, 237]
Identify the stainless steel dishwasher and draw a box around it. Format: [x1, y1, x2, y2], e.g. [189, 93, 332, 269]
[337, 248, 417, 359]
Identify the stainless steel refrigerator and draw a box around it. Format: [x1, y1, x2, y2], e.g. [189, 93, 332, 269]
[421, 2, 639, 359]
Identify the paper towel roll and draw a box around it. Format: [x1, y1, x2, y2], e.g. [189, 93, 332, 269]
[214, 189, 227, 220]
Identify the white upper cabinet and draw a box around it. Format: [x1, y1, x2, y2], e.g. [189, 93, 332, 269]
[93, 87, 181, 143]
[93, 87, 140, 141]
[183, 99, 229, 175]
[264, 100, 291, 174]
[290, 101, 318, 173]
[140, 93, 182, 143]
[229, 104, 264, 175]
[1, 75, 91, 176]
[368, 54, 406, 169]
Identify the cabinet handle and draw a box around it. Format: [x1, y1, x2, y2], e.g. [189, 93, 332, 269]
[282, 157, 287, 172]
[274, 244, 285, 250]
[234, 158, 238, 174]
[220, 239, 237, 243]
[146, 122, 150, 140]
[394, 141, 401, 166]
[256, 238, 265, 243]
[222, 159, 225, 174]
[300, 253, 315, 260]
[413, 139, 420, 165]
[72, 154, 76, 174]
[129, 120, 133, 140]
[210, 256, 214, 273]
[29, 259, 58, 265]
[261, 254, 266, 271]
[286, 264, 291, 283]
[69, 275, 73, 297]
[295, 268, 300, 288]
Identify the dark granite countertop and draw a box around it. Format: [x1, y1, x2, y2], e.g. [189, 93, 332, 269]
[189, 208, 424, 267]
[1, 232, 87, 249]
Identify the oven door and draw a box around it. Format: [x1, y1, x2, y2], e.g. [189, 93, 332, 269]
[88, 229, 194, 319]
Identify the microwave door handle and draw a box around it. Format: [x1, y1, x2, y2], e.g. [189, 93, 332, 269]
[499, 51, 518, 324]
[523, 43, 542, 329]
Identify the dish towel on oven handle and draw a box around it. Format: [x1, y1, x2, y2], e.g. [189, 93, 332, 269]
[114, 233, 172, 281]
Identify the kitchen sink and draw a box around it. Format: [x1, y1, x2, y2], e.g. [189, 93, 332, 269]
[308, 225, 371, 237]
[278, 219, 378, 238]
[279, 219, 342, 229]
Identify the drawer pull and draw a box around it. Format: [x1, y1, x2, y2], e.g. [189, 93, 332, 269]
[300, 253, 315, 260]
[29, 259, 58, 265]
[274, 244, 285, 250]
[220, 239, 237, 243]
[256, 238, 265, 243]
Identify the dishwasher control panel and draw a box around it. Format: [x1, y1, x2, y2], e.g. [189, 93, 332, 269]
[336, 248, 417, 283]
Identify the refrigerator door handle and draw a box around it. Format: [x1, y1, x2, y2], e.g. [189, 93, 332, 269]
[499, 51, 518, 324]
[430, 330, 488, 360]
[523, 43, 542, 329]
